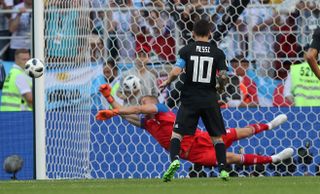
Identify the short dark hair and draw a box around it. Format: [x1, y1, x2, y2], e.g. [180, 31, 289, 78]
[105, 58, 116, 68]
[193, 19, 211, 37]
[230, 55, 249, 64]
[15, 49, 30, 56]
[139, 95, 159, 104]
[103, 58, 115, 68]
[303, 44, 310, 52]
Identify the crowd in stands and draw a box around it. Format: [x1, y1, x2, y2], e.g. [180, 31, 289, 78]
[1, 0, 320, 110]
[0, 0, 31, 61]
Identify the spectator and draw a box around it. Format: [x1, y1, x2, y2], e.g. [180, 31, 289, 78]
[91, 10, 106, 36]
[46, 0, 82, 63]
[251, 59, 280, 107]
[283, 45, 320, 106]
[273, 3, 301, 80]
[272, 81, 292, 107]
[7, 0, 32, 61]
[295, 0, 319, 47]
[0, 62, 6, 106]
[133, 7, 176, 62]
[90, 34, 106, 65]
[117, 45, 159, 106]
[92, 58, 121, 110]
[0, 0, 13, 60]
[236, 0, 281, 72]
[168, 0, 210, 44]
[0, 49, 32, 111]
[226, 56, 259, 107]
[107, 0, 135, 61]
[0, 62, 5, 90]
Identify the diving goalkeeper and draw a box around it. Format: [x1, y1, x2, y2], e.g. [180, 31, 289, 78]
[96, 84, 293, 169]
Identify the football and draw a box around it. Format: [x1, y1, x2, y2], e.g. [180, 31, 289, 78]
[122, 75, 142, 93]
[24, 58, 44, 78]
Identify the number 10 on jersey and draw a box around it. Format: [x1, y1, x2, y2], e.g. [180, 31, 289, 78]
[190, 56, 213, 83]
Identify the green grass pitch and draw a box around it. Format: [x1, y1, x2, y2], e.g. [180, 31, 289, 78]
[1, 177, 320, 194]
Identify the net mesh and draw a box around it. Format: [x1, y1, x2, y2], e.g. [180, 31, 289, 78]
[44, 0, 92, 178]
[43, 0, 320, 178]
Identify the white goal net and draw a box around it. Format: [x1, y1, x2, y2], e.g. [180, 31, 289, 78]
[41, 0, 320, 179]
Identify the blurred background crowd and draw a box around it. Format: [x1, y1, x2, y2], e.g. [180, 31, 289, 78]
[0, 0, 320, 110]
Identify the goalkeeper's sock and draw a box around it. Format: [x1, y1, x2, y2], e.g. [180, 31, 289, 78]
[214, 141, 227, 172]
[170, 138, 181, 162]
[249, 123, 269, 135]
[241, 154, 272, 165]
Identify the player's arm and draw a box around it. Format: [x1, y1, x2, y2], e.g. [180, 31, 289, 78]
[306, 28, 320, 80]
[159, 66, 183, 91]
[117, 104, 169, 128]
[9, 7, 27, 33]
[121, 114, 141, 128]
[23, 92, 33, 107]
[97, 84, 163, 128]
[96, 104, 158, 119]
[16, 75, 33, 107]
[159, 48, 186, 90]
[97, 84, 141, 126]
[216, 49, 228, 93]
[306, 48, 320, 80]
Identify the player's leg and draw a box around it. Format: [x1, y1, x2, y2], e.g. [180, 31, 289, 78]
[226, 152, 272, 165]
[226, 148, 294, 165]
[201, 107, 229, 180]
[162, 131, 182, 182]
[163, 105, 199, 182]
[235, 114, 288, 140]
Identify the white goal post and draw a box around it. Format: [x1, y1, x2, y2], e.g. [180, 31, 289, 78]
[34, 0, 46, 180]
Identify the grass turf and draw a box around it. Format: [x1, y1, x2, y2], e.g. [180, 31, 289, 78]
[1, 177, 320, 194]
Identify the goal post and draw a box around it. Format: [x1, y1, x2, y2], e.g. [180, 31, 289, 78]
[33, 0, 46, 180]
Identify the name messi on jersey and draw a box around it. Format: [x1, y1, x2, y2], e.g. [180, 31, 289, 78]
[196, 46, 210, 53]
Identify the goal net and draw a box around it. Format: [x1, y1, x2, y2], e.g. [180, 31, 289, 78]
[40, 0, 320, 179]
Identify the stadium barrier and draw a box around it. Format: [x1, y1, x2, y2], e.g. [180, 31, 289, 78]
[1, 108, 319, 180]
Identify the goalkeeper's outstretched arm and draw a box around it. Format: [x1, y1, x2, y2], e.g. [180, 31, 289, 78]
[97, 84, 159, 128]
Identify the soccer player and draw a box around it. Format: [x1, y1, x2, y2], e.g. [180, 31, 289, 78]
[159, 19, 229, 181]
[96, 84, 294, 178]
[306, 27, 320, 80]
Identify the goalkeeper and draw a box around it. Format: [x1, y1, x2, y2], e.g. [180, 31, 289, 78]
[96, 84, 293, 168]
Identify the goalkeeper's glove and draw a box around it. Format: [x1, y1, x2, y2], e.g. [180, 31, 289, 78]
[99, 84, 114, 103]
[95, 109, 119, 120]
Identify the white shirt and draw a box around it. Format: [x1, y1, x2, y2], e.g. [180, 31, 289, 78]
[239, 3, 275, 58]
[91, 0, 108, 8]
[13, 64, 32, 95]
[5, 0, 13, 6]
[10, 2, 31, 49]
[283, 72, 292, 98]
[0, 0, 13, 30]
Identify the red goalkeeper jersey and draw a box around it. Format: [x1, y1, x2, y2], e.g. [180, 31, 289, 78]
[142, 104, 238, 163]
[142, 104, 201, 160]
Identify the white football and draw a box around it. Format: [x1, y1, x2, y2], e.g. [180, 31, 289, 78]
[24, 58, 44, 78]
[122, 75, 142, 93]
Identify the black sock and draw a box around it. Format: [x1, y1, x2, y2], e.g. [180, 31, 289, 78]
[214, 142, 227, 172]
[170, 138, 181, 162]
